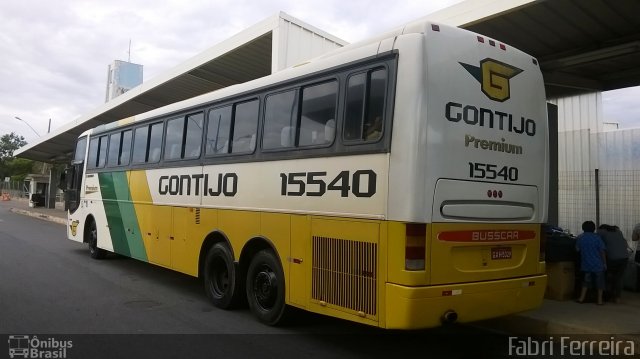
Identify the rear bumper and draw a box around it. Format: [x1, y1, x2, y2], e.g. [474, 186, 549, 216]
[384, 274, 546, 329]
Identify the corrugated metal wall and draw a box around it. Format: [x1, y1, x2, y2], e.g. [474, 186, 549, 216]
[554, 93, 639, 251]
[272, 15, 345, 72]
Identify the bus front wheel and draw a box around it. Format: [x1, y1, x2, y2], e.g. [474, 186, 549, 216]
[246, 249, 287, 325]
[204, 243, 240, 309]
[87, 220, 106, 259]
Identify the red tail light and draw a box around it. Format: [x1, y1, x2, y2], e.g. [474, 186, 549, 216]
[405, 223, 426, 270]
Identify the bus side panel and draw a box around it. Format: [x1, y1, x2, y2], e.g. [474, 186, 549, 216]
[129, 170, 166, 266]
[289, 214, 309, 307]
[305, 217, 380, 325]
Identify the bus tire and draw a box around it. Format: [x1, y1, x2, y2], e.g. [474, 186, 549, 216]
[246, 249, 287, 325]
[204, 243, 240, 309]
[87, 220, 106, 259]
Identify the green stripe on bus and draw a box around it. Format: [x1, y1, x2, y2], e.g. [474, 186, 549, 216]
[98, 172, 148, 261]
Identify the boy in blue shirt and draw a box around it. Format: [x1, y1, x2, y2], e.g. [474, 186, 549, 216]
[576, 220, 607, 305]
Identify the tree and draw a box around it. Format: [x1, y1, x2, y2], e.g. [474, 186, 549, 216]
[0, 133, 27, 161]
[0, 132, 31, 180]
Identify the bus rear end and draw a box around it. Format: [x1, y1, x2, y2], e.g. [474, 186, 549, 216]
[385, 23, 548, 329]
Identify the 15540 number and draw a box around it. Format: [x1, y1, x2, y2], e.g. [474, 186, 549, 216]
[468, 162, 518, 182]
[280, 170, 377, 197]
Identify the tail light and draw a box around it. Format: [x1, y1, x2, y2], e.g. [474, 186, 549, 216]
[539, 225, 546, 262]
[405, 223, 426, 270]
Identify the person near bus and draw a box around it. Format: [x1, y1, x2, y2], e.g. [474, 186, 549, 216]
[633, 223, 640, 291]
[576, 220, 606, 305]
[597, 224, 629, 302]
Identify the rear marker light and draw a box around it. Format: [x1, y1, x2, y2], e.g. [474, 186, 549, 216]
[487, 190, 503, 198]
[431, 24, 440, 32]
[500, 43, 506, 50]
[405, 223, 426, 271]
[477, 36, 484, 43]
[498, 191, 503, 198]
[489, 40, 496, 46]
[487, 190, 492, 197]
[532, 58, 538, 65]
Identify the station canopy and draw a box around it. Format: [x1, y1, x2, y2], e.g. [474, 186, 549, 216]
[16, 1, 640, 163]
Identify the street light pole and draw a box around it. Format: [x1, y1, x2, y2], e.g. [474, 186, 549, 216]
[14, 116, 41, 137]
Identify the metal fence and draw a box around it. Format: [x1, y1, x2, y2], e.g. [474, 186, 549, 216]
[0, 181, 28, 200]
[559, 170, 640, 247]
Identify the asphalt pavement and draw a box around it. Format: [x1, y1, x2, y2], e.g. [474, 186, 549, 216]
[1, 197, 639, 358]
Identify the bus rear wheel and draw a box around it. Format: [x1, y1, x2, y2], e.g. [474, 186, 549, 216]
[87, 220, 106, 259]
[204, 243, 240, 309]
[246, 249, 287, 325]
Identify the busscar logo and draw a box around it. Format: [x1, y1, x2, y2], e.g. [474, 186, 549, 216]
[460, 58, 523, 102]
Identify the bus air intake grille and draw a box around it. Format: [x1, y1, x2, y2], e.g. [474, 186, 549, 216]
[312, 236, 377, 316]
[195, 208, 200, 225]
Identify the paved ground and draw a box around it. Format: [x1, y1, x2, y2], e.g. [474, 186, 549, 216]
[2, 197, 639, 357]
[0, 200, 518, 359]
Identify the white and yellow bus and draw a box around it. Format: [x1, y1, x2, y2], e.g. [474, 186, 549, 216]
[62, 20, 548, 329]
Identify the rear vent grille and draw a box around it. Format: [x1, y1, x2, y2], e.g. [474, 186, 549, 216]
[195, 208, 201, 225]
[312, 236, 377, 316]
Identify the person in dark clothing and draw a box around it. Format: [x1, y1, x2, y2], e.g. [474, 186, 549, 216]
[597, 224, 629, 303]
[576, 221, 606, 305]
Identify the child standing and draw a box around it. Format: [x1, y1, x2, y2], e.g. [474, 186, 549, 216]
[576, 221, 607, 305]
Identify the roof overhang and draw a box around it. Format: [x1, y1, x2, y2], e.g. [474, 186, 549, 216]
[17, 1, 640, 162]
[16, 12, 345, 163]
[428, 0, 640, 98]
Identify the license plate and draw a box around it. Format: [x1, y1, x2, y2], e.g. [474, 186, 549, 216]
[491, 247, 512, 260]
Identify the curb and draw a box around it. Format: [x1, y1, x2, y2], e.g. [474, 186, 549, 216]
[10, 208, 67, 226]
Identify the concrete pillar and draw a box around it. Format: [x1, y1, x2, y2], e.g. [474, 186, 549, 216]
[47, 167, 58, 209]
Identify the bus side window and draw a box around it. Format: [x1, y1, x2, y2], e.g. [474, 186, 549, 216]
[299, 80, 338, 147]
[263, 90, 297, 150]
[120, 130, 132, 166]
[184, 113, 203, 159]
[231, 99, 259, 154]
[88, 135, 108, 169]
[87, 137, 100, 169]
[164, 117, 184, 161]
[207, 106, 232, 155]
[132, 126, 148, 164]
[344, 68, 387, 143]
[107, 132, 121, 167]
[148, 122, 163, 163]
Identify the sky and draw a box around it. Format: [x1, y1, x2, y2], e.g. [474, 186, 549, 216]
[1, 0, 638, 145]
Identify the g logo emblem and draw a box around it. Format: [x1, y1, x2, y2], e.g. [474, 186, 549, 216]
[460, 59, 522, 102]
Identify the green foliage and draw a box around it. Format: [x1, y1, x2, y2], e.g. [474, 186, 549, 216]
[0, 132, 27, 160]
[0, 132, 31, 180]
